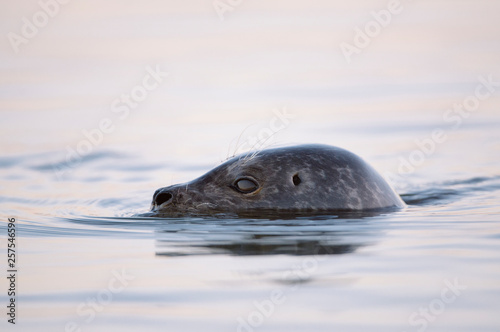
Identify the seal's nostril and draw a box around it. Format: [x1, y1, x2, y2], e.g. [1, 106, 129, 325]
[155, 192, 173, 206]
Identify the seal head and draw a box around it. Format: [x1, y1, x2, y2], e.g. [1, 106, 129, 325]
[150, 144, 405, 217]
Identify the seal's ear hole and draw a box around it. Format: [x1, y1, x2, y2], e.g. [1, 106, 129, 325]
[293, 173, 301, 186]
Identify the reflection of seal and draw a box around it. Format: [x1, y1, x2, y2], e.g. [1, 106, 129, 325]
[150, 144, 405, 217]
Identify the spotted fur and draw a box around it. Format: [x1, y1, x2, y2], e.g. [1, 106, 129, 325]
[150, 144, 405, 217]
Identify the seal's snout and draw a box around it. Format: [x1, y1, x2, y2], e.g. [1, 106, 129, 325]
[153, 190, 173, 209]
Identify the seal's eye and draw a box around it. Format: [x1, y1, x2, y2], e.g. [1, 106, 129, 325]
[234, 178, 259, 193]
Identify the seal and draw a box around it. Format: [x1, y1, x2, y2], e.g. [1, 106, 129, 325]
[149, 144, 405, 217]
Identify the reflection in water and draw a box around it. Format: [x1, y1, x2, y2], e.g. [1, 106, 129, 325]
[153, 217, 377, 256]
[156, 233, 361, 256]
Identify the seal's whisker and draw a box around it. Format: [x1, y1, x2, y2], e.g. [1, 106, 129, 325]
[196, 202, 217, 209]
[226, 123, 258, 161]
[232, 123, 255, 157]
[240, 130, 281, 165]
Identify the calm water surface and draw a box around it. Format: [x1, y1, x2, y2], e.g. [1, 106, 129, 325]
[1, 1, 500, 331]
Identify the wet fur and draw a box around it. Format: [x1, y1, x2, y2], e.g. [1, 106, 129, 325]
[150, 144, 406, 217]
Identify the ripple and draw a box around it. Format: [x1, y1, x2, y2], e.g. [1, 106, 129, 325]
[402, 175, 500, 206]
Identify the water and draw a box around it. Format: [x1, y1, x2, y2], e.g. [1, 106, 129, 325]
[1, 0, 500, 331]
